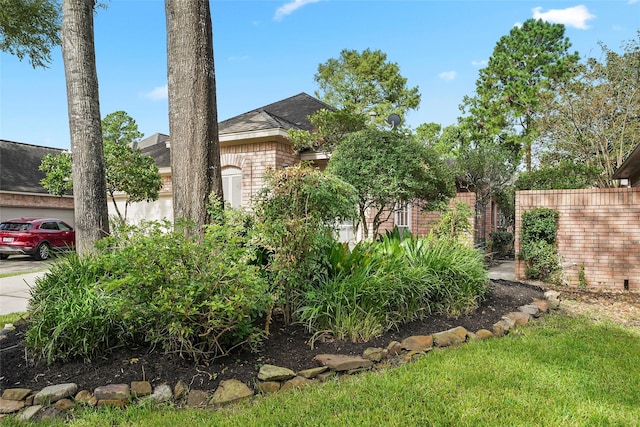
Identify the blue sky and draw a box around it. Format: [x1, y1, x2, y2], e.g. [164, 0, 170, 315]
[0, 0, 638, 149]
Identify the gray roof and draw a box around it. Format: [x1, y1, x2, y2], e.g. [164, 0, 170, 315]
[612, 142, 640, 180]
[219, 92, 333, 134]
[140, 93, 332, 167]
[0, 139, 67, 194]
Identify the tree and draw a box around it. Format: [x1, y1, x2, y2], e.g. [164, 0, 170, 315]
[0, 0, 61, 68]
[61, 0, 109, 255]
[40, 111, 163, 223]
[288, 109, 367, 153]
[469, 19, 580, 171]
[536, 34, 640, 187]
[165, 0, 223, 232]
[314, 48, 421, 128]
[327, 127, 455, 240]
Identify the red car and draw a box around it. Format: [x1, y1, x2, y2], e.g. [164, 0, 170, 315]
[0, 218, 75, 261]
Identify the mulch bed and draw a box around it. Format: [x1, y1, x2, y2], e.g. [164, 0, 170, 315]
[0, 279, 544, 393]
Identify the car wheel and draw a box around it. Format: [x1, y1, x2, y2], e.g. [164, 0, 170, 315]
[0, 254, 8, 260]
[34, 243, 51, 261]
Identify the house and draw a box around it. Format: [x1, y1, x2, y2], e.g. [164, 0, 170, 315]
[612, 142, 640, 186]
[0, 140, 74, 225]
[115, 93, 502, 243]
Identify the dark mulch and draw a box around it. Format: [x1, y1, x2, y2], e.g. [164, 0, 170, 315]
[0, 280, 544, 393]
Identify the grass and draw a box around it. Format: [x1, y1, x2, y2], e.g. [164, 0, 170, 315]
[0, 312, 26, 325]
[17, 313, 640, 427]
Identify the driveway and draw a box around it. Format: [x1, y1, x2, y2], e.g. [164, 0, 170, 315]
[0, 255, 53, 315]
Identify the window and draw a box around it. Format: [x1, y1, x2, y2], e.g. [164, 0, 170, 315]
[222, 167, 242, 208]
[395, 203, 411, 231]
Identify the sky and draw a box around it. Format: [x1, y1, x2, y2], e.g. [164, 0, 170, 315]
[0, 0, 638, 150]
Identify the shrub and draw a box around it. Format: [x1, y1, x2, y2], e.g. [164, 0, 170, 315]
[25, 255, 128, 363]
[431, 201, 473, 242]
[298, 233, 488, 342]
[489, 230, 514, 259]
[519, 208, 561, 281]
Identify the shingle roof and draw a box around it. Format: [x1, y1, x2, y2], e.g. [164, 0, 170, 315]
[140, 93, 332, 166]
[0, 139, 67, 194]
[219, 92, 333, 134]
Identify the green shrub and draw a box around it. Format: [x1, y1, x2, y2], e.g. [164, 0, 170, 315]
[489, 230, 514, 259]
[98, 218, 271, 362]
[25, 255, 127, 363]
[431, 201, 473, 241]
[299, 233, 488, 342]
[519, 208, 561, 281]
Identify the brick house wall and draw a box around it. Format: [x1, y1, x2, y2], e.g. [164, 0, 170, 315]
[0, 192, 75, 225]
[515, 188, 640, 292]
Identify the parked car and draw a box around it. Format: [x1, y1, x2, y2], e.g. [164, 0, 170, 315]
[0, 218, 75, 261]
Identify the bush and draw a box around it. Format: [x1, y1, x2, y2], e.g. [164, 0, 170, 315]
[298, 233, 488, 343]
[25, 255, 128, 363]
[26, 211, 271, 364]
[519, 208, 561, 281]
[489, 230, 514, 259]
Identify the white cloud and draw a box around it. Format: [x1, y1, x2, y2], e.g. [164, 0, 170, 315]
[532, 5, 595, 30]
[472, 59, 488, 67]
[514, 21, 523, 29]
[274, 0, 321, 21]
[439, 71, 456, 81]
[143, 85, 168, 101]
[628, 0, 638, 4]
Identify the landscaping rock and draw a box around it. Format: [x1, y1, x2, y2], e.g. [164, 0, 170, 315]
[54, 398, 74, 411]
[475, 329, 494, 339]
[0, 398, 25, 414]
[386, 341, 402, 356]
[433, 327, 467, 347]
[492, 319, 511, 337]
[209, 380, 253, 406]
[281, 376, 315, 391]
[16, 405, 41, 422]
[532, 299, 549, 313]
[504, 311, 530, 326]
[256, 381, 281, 394]
[519, 304, 541, 318]
[186, 390, 209, 407]
[400, 335, 433, 352]
[363, 347, 385, 362]
[314, 354, 374, 371]
[75, 390, 97, 407]
[258, 364, 296, 382]
[172, 380, 188, 400]
[94, 384, 130, 401]
[148, 384, 173, 403]
[2, 389, 31, 401]
[34, 383, 78, 405]
[132, 381, 153, 398]
[97, 399, 128, 408]
[499, 315, 517, 329]
[297, 366, 328, 379]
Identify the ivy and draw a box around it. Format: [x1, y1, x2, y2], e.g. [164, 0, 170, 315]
[519, 208, 561, 281]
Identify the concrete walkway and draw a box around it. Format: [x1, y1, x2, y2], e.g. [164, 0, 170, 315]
[488, 260, 516, 281]
[0, 272, 46, 315]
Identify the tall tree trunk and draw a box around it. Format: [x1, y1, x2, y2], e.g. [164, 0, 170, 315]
[61, 0, 109, 255]
[165, 0, 223, 232]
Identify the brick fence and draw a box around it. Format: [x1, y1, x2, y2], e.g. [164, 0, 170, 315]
[515, 188, 640, 292]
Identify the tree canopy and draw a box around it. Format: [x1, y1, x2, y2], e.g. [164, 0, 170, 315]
[40, 111, 162, 223]
[0, 0, 61, 68]
[465, 19, 580, 171]
[327, 127, 455, 240]
[314, 48, 421, 128]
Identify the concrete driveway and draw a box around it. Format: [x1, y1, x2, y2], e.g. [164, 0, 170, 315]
[0, 255, 53, 315]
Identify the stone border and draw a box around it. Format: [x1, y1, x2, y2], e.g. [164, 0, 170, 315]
[0, 291, 561, 423]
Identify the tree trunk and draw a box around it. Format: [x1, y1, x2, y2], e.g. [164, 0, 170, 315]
[165, 0, 223, 232]
[61, 0, 109, 255]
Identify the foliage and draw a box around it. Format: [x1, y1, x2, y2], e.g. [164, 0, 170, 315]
[327, 127, 455, 240]
[288, 108, 367, 153]
[515, 159, 600, 190]
[299, 233, 488, 342]
[578, 263, 588, 289]
[0, 0, 61, 68]
[430, 201, 474, 242]
[25, 255, 126, 364]
[26, 213, 270, 364]
[488, 230, 514, 259]
[314, 48, 420, 128]
[537, 33, 640, 187]
[39, 111, 162, 223]
[252, 163, 358, 324]
[468, 18, 580, 171]
[416, 123, 461, 160]
[519, 208, 561, 281]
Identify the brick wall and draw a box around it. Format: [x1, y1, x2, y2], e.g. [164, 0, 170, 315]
[0, 192, 74, 209]
[515, 188, 640, 292]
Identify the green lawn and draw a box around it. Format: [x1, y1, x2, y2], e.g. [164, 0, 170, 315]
[21, 313, 640, 427]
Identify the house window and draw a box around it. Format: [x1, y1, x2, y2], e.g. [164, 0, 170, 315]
[395, 203, 411, 231]
[222, 167, 242, 208]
